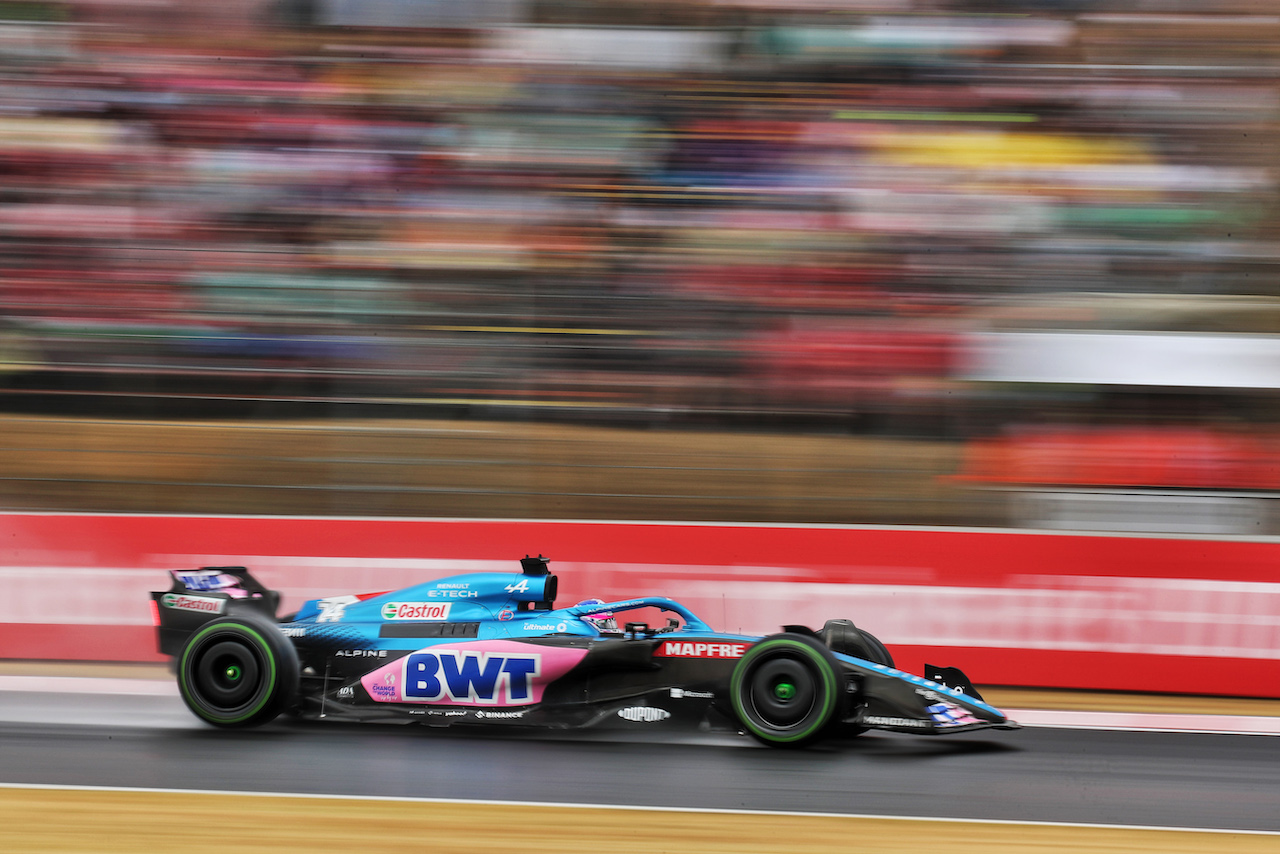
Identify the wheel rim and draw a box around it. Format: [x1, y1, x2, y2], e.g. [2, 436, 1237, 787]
[747, 657, 817, 728]
[181, 625, 275, 723]
[193, 639, 263, 710]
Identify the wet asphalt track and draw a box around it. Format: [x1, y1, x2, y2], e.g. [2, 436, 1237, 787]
[0, 692, 1277, 832]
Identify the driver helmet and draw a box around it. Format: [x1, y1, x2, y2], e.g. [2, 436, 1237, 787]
[574, 598, 618, 632]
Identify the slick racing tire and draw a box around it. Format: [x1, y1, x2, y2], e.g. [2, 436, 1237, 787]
[177, 612, 299, 728]
[730, 633, 844, 747]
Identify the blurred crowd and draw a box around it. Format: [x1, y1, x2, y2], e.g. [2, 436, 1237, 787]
[1, 0, 1279, 474]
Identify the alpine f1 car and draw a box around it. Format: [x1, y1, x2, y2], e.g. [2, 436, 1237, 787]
[151, 556, 1019, 746]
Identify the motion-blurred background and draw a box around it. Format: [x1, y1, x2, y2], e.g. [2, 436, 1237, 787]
[1, 0, 1278, 533]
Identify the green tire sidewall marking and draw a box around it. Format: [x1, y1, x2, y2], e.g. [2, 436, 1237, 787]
[179, 622, 277, 725]
[731, 638, 838, 743]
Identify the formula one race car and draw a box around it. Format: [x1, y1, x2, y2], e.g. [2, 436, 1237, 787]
[151, 556, 1019, 747]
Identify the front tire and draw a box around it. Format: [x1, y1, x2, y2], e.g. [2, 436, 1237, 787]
[730, 633, 843, 747]
[177, 613, 299, 728]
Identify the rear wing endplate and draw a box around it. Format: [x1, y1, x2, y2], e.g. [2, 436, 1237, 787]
[150, 566, 280, 656]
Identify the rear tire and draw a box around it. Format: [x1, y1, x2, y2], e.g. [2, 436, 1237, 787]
[177, 612, 299, 728]
[730, 633, 843, 747]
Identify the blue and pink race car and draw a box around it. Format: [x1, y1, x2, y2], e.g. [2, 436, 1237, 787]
[152, 555, 1018, 746]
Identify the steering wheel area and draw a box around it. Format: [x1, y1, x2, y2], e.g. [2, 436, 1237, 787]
[623, 616, 683, 638]
[570, 596, 708, 638]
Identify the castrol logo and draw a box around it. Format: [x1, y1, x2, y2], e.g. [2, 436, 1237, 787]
[161, 594, 225, 614]
[381, 602, 452, 621]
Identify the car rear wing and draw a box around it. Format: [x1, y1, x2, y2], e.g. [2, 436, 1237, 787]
[150, 566, 281, 657]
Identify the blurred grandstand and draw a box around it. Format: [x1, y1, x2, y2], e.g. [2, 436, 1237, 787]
[1, 0, 1278, 531]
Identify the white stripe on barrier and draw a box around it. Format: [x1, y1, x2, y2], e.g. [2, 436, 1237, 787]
[655, 578, 1280, 659]
[5, 563, 1280, 662]
[0, 559, 515, 624]
[0, 567, 165, 625]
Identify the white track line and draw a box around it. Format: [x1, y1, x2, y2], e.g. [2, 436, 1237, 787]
[1009, 707, 1280, 736]
[0, 782, 1277, 836]
[0, 676, 174, 696]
